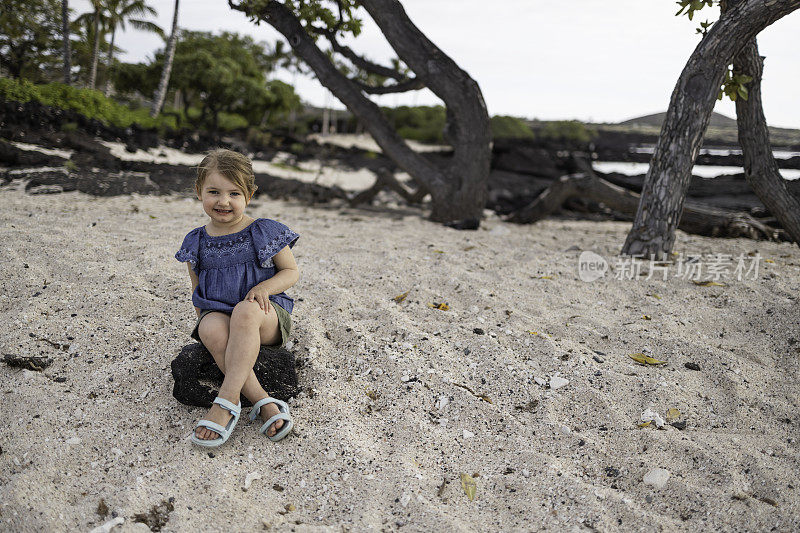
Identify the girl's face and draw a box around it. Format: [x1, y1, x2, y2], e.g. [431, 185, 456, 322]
[197, 170, 251, 225]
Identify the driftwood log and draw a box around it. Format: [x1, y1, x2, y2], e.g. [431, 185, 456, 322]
[171, 343, 300, 408]
[505, 159, 782, 241]
[348, 167, 428, 207]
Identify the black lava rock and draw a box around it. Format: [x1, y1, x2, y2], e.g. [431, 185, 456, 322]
[171, 342, 299, 408]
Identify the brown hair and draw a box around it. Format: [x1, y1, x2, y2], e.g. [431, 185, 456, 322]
[195, 148, 258, 200]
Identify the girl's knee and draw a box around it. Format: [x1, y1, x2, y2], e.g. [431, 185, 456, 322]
[231, 300, 265, 325]
[198, 316, 229, 353]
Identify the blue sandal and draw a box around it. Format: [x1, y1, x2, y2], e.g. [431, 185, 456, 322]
[250, 397, 293, 442]
[191, 397, 242, 448]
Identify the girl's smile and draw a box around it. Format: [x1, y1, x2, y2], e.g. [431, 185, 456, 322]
[197, 170, 252, 230]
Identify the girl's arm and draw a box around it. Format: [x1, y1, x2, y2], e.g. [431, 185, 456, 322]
[187, 263, 202, 318]
[245, 246, 300, 312]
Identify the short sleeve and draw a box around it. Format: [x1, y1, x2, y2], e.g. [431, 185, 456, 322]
[251, 218, 299, 268]
[175, 227, 202, 274]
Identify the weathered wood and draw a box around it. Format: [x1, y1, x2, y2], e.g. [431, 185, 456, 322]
[2, 353, 53, 371]
[506, 159, 781, 240]
[622, 0, 800, 259]
[348, 167, 428, 207]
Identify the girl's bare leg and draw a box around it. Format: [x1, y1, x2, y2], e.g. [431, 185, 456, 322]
[194, 303, 285, 440]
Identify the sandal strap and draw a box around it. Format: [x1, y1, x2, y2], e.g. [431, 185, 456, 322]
[249, 397, 286, 421]
[259, 412, 292, 435]
[269, 418, 294, 442]
[195, 419, 229, 437]
[213, 397, 241, 416]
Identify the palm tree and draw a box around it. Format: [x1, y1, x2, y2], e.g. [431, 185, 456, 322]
[150, 0, 179, 117]
[102, 0, 163, 97]
[73, 1, 108, 89]
[62, 0, 71, 84]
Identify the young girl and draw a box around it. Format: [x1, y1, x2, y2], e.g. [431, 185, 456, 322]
[175, 148, 300, 447]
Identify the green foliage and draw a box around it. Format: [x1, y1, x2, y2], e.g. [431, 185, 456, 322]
[235, 0, 363, 38]
[161, 31, 302, 129]
[381, 105, 446, 144]
[536, 120, 596, 144]
[0, 77, 168, 129]
[675, 0, 716, 35]
[490, 115, 534, 140]
[695, 20, 713, 35]
[718, 67, 751, 102]
[0, 0, 64, 80]
[216, 112, 249, 130]
[675, 0, 714, 21]
[246, 127, 272, 148]
[675, 2, 751, 103]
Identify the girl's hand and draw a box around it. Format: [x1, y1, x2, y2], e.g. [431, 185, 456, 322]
[245, 283, 272, 314]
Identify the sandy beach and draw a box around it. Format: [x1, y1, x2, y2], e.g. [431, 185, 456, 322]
[1, 182, 799, 532]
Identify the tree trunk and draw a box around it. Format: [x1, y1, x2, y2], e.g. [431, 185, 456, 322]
[229, 0, 491, 227]
[507, 164, 780, 240]
[151, 0, 180, 118]
[88, 10, 101, 89]
[360, 0, 491, 226]
[62, 0, 71, 85]
[732, 41, 800, 246]
[103, 26, 116, 97]
[621, 0, 800, 260]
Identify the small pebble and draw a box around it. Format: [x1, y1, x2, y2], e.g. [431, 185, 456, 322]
[593, 355, 605, 363]
[473, 328, 484, 335]
[88, 516, 124, 533]
[643, 468, 670, 489]
[685, 362, 701, 371]
[243, 471, 261, 491]
[549, 377, 569, 390]
[400, 492, 411, 507]
[66, 437, 81, 445]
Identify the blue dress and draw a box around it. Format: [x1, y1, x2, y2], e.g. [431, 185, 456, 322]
[175, 218, 299, 314]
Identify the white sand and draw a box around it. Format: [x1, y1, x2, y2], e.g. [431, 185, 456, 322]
[99, 141, 384, 192]
[1, 184, 799, 532]
[307, 133, 450, 153]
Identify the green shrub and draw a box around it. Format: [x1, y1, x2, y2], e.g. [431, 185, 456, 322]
[0, 77, 171, 130]
[382, 105, 446, 144]
[490, 115, 535, 140]
[536, 120, 596, 144]
[246, 127, 272, 149]
[216, 112, 249, 131]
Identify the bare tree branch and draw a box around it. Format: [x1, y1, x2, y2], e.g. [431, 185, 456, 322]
[354, 77, 424, 94]
[311, 26, 408, 81]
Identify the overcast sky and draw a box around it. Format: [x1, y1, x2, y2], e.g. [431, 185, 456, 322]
[73, 0, 800, 129]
